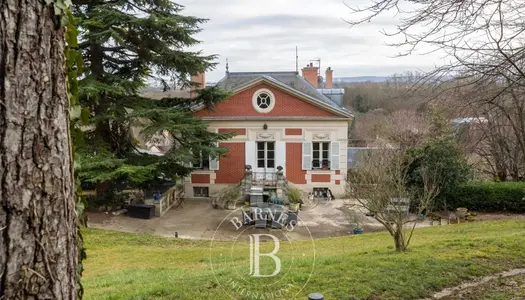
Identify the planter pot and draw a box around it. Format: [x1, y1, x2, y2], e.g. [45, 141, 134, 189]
[288, 203, 299, 211]
[226, 203, 236, 210]
[353, 228, 364, 235]
[456, 207, 468, 218]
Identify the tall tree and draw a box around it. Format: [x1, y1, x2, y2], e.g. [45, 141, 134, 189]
[346, 0, 525, 181]
[0, 0, 78, 297]
[73, 0, 231, 192]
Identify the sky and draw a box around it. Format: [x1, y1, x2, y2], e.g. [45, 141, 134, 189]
[177, 0, 446, 82]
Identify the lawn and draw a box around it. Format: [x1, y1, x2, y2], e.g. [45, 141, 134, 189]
[82, 221, 525, 299]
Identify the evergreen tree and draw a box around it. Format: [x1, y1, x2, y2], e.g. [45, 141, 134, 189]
[354, 94, 369, 113]
[73, 0, 231, 191]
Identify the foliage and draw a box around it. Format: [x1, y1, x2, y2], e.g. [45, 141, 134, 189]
[405, 137, 471, 210]
[354, 94, 369, 113]
[216, 184, 242, 208]
[448, 182, 525, 212]
[82, 221, 525, 299]
[72, 0, 232, 190]
[286, 187, 303, 204]
[62, 8, 87, 298]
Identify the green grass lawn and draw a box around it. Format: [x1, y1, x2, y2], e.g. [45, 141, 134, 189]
[82, 221, 525, 299]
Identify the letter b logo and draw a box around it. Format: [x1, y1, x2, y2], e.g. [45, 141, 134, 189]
[249, 234, 281, 277]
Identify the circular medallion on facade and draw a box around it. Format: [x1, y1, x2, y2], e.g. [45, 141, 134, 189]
[252, 89, 276, 113]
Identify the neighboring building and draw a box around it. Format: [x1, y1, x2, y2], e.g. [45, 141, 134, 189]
[185, 64, 353, 198]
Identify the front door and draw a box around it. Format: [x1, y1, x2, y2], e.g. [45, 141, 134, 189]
[255, 141, 275, 181]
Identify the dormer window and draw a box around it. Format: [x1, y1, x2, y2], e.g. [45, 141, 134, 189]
[252, 89, 275, 113]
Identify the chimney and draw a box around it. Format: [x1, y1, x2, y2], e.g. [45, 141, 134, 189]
[302, 63, 319, 88]
[325, 67, 333, 88]
[191, 72, 206, 91]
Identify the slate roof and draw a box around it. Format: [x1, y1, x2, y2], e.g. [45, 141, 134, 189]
[215, 71, 352, 117]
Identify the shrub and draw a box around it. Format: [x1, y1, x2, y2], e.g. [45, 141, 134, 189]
[447, 181, 525, 212]
[405, 136, 471, 210]
[216, 184, 242, 208]
[287, 188, 303, 204]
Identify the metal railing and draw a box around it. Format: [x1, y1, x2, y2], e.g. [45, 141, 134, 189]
[250, 172, 278, 186]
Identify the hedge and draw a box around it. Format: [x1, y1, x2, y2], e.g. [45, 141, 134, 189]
[446, 181, 525, 212]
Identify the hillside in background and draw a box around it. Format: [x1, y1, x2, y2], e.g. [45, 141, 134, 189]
[335, 76, 390, 83]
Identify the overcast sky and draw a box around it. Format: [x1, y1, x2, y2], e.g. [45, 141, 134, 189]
[178, 0, 446, 82]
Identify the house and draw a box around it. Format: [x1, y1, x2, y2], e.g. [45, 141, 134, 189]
[186, 64, 353, 199]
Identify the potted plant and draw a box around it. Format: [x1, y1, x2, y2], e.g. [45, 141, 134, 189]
[218, 185, 242, 210]
[349, 211, 365, 234]
[287, 187, 302, 211]
[276, 166, 284, 175]
[225, 198, 237, 210]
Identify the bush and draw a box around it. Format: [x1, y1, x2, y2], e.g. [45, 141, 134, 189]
[286, 187, 303, 204]
[447, 181, 525, 212]
[216, 184, 242, 208]
[405, 136, 471, 210]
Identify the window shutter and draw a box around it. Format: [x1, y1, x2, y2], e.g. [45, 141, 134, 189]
[276, 142, 286, 176]
[245, 141, 256, 169]
[209, 144, 219, 170]
[209, 156, 219, 170]
[302, 142, 312, 170]
[331, 142, 340, 170]
[187, 150, 194, 168]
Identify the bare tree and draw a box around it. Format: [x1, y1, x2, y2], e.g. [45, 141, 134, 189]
[347, 149, 441, 252]
[346, 0, 525, 181]
[0, 0, 78, 298]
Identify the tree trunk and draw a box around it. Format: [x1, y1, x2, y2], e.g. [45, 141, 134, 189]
[393, 230, 407, 252]
[0, 0, 78, 298]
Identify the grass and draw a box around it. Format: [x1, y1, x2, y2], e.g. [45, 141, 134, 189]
[82, 221, 525, 299]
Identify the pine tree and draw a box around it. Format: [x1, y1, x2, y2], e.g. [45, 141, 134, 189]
[354, 94, 369, 113]
[73, 0, 231, 191]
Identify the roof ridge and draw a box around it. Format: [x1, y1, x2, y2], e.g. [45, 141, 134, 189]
[294, 74, 342, 107]
[229, 71, 298, 76]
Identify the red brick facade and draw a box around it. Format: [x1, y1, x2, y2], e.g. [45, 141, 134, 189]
[335, 180, 341, 185]
[218, 128, 246, 135]
[191, 174, 210, 184]
[286, 143, 306, 184]
[194, 83, 337, 118]
[311, 174, 331, 182]
[215, 143, 245, 184]
[285, 128, 303, 136]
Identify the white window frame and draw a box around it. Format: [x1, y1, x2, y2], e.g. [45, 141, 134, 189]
[312, 142, 330, 169]
[252, 88, 276, 113]
[256, 141, 276, 170]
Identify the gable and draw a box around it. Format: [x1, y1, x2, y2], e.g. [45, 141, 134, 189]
[194, 83, 339, 118]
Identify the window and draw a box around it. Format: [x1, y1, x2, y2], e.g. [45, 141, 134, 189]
[252, 89, 275, 113]
[312, 142, 330, 169]
[193, 187, 209, 197]
[257, 141, 275, 169]
[192, 153, 210, 169]
[257, 93, 271, 109]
